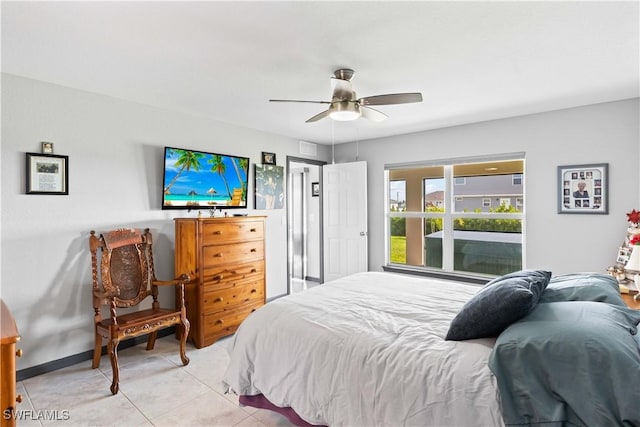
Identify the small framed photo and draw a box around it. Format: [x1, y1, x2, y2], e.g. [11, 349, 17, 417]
[41, 141, 54, 154]
[261, 152, 276, 165]
[26, 152, 69, 195]
[557, 163, 608, 214]
[311, 182, 320, 197]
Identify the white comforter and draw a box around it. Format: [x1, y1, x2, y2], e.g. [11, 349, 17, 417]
[223, 272, 504, 426]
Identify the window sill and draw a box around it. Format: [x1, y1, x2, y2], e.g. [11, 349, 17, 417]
[382, 265, 491, 285]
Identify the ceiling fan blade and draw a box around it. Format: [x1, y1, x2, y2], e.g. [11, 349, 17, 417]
[330, 78, 354, 101]
[359, 93, 423, 106]
[305, 109, 331, 123]
[360, 106, 388, 122]
[269, 99, 331, 104]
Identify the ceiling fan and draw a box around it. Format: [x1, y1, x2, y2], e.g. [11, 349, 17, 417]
[269, 68, 423, 123]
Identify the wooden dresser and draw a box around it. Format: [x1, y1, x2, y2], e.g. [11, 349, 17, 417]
[174, 216, 266, 348]
[1, 299, 21, 427]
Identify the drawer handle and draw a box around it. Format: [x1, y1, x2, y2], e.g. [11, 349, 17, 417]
[214, 230, 222, 235]
[214, 297, 224, 303]
[16, 394, 23, 403]
[250, 248, 257, 253]
[251, 268, 257, 273]
[216, 319, 224, 325]
[214, 253, 223, 258]
[250, 289, 257, 293]
[16, 348, 23, 358]
[250, 228, 257, 232]
[213, 274, 223, 280]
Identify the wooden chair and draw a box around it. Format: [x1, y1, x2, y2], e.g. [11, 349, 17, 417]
[89, 228, 190, 394]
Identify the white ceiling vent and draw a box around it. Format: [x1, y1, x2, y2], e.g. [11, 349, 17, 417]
[299, 140, 317, 156]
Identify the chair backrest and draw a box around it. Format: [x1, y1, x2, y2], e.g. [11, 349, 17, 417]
[90, 228, 157, 309]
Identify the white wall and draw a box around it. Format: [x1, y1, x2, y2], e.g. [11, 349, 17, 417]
[335, 98, 640, 275]
[0, 74, 330, 370]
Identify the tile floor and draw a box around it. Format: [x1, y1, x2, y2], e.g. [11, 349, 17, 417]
[16, 335, 296, 426]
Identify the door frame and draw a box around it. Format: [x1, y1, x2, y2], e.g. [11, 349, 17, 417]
[286, 156, 327, 294]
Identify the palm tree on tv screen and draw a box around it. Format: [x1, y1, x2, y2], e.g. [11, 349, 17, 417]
[210, 155, 232, 201]
[231, 157, 249, 199]
[164, 149, 204, 194]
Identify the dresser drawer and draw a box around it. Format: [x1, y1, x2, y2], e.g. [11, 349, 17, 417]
[203, 260, 264, 285]
[202, 220, 264, 244]
[203, 301, 263, 339]
[203, 279, 264, 313]
[203, 242, 263, 267]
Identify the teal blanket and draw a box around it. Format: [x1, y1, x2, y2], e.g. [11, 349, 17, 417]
[488, 301, 640, 426]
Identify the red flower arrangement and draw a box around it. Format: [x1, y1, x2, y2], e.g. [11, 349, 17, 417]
[627, 209, 640, 225]
[630, 234, 640, 246]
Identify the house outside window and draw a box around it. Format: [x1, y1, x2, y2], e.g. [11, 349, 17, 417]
[386, 155, 524, 277]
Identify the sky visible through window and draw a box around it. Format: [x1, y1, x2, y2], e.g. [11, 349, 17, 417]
[390, 178, 444, 203]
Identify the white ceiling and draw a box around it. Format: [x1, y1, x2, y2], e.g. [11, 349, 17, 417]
[2, 1, 638, 145]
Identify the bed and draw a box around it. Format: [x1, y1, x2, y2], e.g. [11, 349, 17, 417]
[223, 271, 640, 426]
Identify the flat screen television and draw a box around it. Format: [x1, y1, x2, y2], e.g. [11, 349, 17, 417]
[162, 146, 249, 210]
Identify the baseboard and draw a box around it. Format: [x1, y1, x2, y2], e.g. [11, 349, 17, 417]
[16, 327, 177, 381]
[304, 276, 321, 283]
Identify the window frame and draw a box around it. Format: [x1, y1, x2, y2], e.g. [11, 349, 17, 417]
[385, 153, 525, 278]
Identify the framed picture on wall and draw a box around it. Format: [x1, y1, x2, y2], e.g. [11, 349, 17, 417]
[261, 152, 276, 165]
[255, 164, 284, 209]
[41, 141, 54, 154]
[557, 163, 608, 214]
[26, 152, 69, 195]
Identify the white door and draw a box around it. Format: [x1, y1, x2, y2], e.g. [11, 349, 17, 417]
[323, 161, 368, 282]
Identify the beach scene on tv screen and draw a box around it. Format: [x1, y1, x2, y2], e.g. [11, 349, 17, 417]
[163, 148, 248, 208]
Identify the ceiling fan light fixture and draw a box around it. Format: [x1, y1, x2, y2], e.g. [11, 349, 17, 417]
[329, 101, 361, 121]
[270, 68, 422, 123]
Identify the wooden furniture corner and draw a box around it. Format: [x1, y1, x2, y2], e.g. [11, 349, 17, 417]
[621, 292, 640, 310]
[1, 299, 21, 427]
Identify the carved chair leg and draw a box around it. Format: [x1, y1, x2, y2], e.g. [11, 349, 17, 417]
[179, 317, 190, 366]
[92, 333, 102, 369]
[108, 338, 120, 395]
[146, 331, 157, 351]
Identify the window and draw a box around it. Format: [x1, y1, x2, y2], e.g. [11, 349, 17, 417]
[513, 174, 523, 185]
[388, 180, 407, 263]
[386, 155, 524, 277]
[389, 180, 406, 212]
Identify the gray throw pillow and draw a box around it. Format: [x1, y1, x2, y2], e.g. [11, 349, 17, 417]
[539, 273, 625, 306]
[445, 269, 552, 341]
